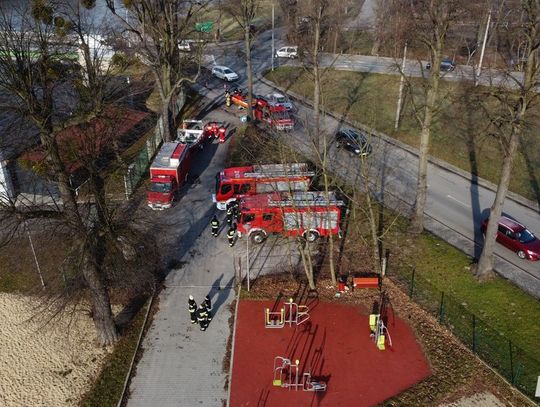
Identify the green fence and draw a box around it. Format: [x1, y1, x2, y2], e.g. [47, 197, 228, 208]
[390, 266, 540, 401]
[123, 118, 163, 198]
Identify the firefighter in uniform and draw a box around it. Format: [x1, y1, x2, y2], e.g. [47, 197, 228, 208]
[232, 200, 241, 222]
[218, 126, 226, 143]
[197, 304, 209, 331]
[225, 90, 231, 107]
[203, 295, 213, 321]
[188, 295, 198, 324]
[210, 215, 219, 237]
[227, 225, 236, 247]
[226, 204, 234, 226]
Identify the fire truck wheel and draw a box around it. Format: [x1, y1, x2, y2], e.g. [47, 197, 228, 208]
[304, 230, 319, 243]
[250, 231, 267, 245]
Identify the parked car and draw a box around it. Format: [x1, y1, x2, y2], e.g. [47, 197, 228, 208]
[335, 128, 372, 156]
[178, 40, 192, 52]
[212, 65, 239, 81]
[426, 59, 455, 72]
[275, 46, 298, 59]
[265, 92, 293, 111]
[480, 216, 540, 260]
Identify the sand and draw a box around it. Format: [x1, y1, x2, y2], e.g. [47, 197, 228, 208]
[439, 392, 507, 407]
[0, 293, 111, 407]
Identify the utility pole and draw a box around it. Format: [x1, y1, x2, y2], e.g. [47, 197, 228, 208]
[271, 2, 275, 71]
[476, 9, 492, 82]
[394, 43, 407, 131]
[246, 236, 250, 291]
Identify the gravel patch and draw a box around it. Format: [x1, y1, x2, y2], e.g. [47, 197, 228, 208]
[439, 392, 507, 407]
[0, 293, 111, 406]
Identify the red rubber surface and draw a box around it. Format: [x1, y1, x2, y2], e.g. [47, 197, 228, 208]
[230, 299, 431, 407]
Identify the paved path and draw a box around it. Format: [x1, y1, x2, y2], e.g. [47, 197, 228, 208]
[127, 108, 238, 407]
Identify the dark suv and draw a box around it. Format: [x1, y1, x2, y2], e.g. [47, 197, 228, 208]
[335, 129, 372, 156]
[426, 59, 455, 72]
[480, 216, 540, 261]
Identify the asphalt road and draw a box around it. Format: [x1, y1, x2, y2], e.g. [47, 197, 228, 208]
[204, 34, 540, 297]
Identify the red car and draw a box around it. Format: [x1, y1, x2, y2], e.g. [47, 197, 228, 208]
[481, 216, 540, 261]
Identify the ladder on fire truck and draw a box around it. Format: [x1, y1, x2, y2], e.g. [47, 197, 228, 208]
[268, 191, 344, 207]
[244, 163, 315, 178]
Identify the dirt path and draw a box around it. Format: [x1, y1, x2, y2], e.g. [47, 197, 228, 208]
[0, 293, 110, 406]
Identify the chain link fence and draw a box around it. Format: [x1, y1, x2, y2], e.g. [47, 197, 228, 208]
[390, 265, 540, 401]
[123, 117, 163, 199]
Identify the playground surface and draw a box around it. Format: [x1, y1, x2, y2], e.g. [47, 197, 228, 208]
[229, 299, 431, 407]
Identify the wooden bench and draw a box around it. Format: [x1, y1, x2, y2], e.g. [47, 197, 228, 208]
[353, 277, 380, 289]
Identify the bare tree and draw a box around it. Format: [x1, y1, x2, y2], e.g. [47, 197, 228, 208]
[476, 0, 540, 279]
[106, 0, 208, 142]
[0, 2, 156, 345]
[223, 0, 261, 121]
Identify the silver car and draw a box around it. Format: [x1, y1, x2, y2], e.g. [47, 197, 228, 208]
[265, 92, 293, 111]
[212, 65, 239, 82]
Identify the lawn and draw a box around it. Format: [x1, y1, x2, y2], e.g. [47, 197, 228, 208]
[265, 67, 540, 204]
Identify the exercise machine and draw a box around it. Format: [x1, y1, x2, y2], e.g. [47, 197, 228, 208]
[264, 298, 310, 328]
[369, 291, 392, 350]
[272, 356, 327, 392]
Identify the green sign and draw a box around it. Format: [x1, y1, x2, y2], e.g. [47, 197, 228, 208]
[195, 21, 214, 33]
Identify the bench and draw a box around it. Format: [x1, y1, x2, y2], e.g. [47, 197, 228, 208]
[353, 277, 380, 289]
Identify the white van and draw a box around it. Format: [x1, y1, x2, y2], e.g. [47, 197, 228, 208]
[275, 46, 298, 59]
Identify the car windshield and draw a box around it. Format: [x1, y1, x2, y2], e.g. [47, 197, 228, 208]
[276, 96, 286, 103]
[223, 68, 233, 74]
[150, 182, 171, 193]
[517, 229, 536, 243]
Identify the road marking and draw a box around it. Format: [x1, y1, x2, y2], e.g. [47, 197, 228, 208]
[447, 194, 470, 208]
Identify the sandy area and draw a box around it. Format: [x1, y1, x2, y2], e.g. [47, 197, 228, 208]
[439, 392, 507, 407]
[0, 293, 111, 406]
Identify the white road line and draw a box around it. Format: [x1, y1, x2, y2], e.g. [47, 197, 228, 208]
[447, 194, 471, 208]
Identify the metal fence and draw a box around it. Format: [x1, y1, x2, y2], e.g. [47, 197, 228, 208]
[389, 265, 540, 401]
[123, 117, 163, 199]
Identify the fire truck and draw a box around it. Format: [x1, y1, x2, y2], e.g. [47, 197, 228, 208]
[147, 142, 191, 210]
[213, 163, 314, 210]
[254, 101, 294, 131]
[177, 119, 207, 151]
[237, 191, 344, 244]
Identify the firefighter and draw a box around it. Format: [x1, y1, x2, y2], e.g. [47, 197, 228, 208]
[203, 295, 213, 321]
[218, 126, 226, 143]
[210, 215, 220, 237]
[227, 225, 236, 247]
[232, 200, 241, 222]
[226, 204, 234, 226]
[188, 295, 198, 324]
[197, 304, 209, 331]
[225, 90, 231, 107]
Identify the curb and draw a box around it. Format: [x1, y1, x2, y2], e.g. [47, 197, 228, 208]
[226, 285, 242, 406]
[258, 70, 540, 214]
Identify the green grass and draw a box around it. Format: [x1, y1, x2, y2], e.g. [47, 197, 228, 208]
[265, 67, 540, 203]
[389, 224, 540, 362]
[80, 301, 149, 407]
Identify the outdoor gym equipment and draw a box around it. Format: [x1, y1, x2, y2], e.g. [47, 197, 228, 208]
[264, 298, 310, 328]
[369, 291, 392, 350]
[272, 356, 327, 392]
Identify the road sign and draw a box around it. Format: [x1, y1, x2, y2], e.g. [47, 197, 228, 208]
[195, 21, 213, 33]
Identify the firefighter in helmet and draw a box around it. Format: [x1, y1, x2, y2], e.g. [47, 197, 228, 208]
[227, 224, 236, 247]
[225, 90, 231, 107]
[188, 295, 198, 324]
[210, 215, 219, 237]
[197, 304, 209, 331]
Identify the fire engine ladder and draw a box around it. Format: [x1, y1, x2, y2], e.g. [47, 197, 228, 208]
[268, 191, 344, 207]
[246, 163, 314, 178]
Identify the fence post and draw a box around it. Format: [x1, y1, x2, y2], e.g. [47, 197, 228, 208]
[509, 339, 514, 384]
[472, 314, 476, 353]
[438, 291, 445, 323]
[409, 267, 415, 299]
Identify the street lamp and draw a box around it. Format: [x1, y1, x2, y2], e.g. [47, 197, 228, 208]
[271, 2, 275, 71]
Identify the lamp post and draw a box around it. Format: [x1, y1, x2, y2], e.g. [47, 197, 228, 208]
[271, 2, 275, 71]
[476, 9, 492, 81]
[395, 43, 407, 131]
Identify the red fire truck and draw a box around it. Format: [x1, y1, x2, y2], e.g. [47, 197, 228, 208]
[237, 191, 344, 244]
[213, 163, 314, 210]
[147, 142, 191, 210]
[254, 102, 294, 131]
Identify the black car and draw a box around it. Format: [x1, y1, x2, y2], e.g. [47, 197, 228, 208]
[426, 59, 455, 72]
[335, 129, 373, 156]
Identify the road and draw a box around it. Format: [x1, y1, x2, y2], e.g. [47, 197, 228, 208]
[204, 34, 540, 298]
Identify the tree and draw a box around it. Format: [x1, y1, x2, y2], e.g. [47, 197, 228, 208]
[223, 0, 261, 121]
[106, 0, 208, 142]
[0, 2, 156, 345]
[475, 0, 540, 279]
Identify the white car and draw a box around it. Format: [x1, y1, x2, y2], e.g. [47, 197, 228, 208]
[265, 92, 293, 111]
[212, 65, 239, 82]
[275, 46, 298, 59]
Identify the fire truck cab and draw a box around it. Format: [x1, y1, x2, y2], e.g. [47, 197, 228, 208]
[237, 191, 344, 244]
[213, 163, 314, 210]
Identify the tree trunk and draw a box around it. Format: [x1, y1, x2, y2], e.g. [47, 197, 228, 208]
[410, 46, 443, 233]
[312, 7, 322, 155]
[245, 26, 254, 121]
[365, 186, 382, 274]
[161, 97, 172, 142]
[322, 170, 336, 285]
[298, 240, 316, 289]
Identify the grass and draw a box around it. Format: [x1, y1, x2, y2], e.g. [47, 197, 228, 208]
[265, 67, 540, 204]
[80, 301, 149, 407]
